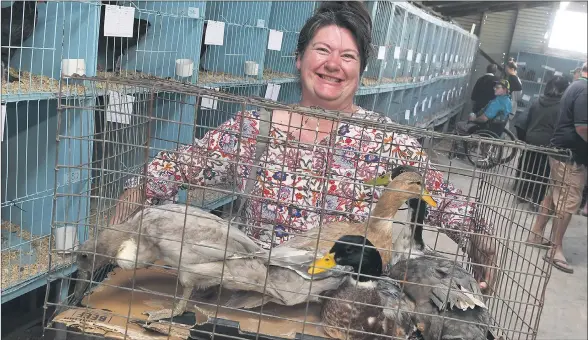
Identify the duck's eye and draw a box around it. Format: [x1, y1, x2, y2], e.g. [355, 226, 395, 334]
[345, 246, 354, 254]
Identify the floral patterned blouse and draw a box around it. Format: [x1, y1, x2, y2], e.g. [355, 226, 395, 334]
[125, 107, 492, 249]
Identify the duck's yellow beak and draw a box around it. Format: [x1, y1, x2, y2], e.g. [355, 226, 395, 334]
[308, 253, 336, 275]
[421, 189, 438, 208]
[364, 173, 391, 186]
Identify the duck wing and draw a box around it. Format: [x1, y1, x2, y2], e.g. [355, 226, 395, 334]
[376, 276, 418, 338]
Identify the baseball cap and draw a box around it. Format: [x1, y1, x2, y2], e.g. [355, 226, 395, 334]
[495, 79, 510, 91]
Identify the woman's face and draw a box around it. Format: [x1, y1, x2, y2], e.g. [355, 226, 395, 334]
[296, 25, 361, 111]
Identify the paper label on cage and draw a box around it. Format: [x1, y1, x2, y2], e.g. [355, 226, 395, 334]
[1, 105, 6, 142]
[517, 61, 526, 66]
[377, 46, 386, 60]
[394, 46, 401, 60]
[522, 94, 531, 101]
[406, 50, 413, 61]
[415, 53, 422, 63]
[425, 54, 429, 63]
[428, 98, 432, 108]
[449, 54, 454, 62]
[414, 101, 418, 116]
[187, 7, 200, 19]
[542, 65, 555, 72]
[201, 87, 220, 109]
[537, 77, 542, 83]
[444, 53, 448, 62]
[455, 55, 459, 62]
[268, 30, 283, 51]
[442, 91, 446, 102]
[106, 91, 134, 125]
[265, 83, 281, 101]
[257, 19, 265, 28]
[404, 110, 410, 120]
[554, 71, 563, 76]
[432, 54, 436, 63]
[421, 98, 426, 112]
[103, 5, 135, 38]
[204, 21, 225, 46]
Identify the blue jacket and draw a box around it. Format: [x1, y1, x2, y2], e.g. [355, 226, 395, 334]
[479, 95, 512, 122]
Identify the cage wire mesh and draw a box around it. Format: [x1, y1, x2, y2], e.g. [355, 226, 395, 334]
[42, 74, 573, 340]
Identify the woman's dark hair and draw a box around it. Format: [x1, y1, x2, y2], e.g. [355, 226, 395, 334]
[486, 64, 498, 74]
[296, 1, 373, 75]
[544, 76, 570, 97]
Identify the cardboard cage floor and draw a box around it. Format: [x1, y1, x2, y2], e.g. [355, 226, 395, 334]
[50, 266, 327, 340]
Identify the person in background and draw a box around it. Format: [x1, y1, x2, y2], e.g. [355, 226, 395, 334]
[471, 63, 500, 114]
[571, 68, 588, 216]
[456, 79, 512, 136]
[527, 62, 587, 274]
[450, 79, 512, 159]
[514, 76, 570, 208]
[504, 61, 523, 131]
[571, 67, 582, 81]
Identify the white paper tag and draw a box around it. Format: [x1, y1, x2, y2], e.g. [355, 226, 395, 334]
[268, 30, 283, 51]
[377, 46, 386, 60]
[264, 83, 281, 101]
[1, 105, 6, 142]
[416, 53, 422, 63]
[425, 54, 429, 63]
[413, 101, 418, 116]
[257, 19, 265, 28]
[428, 98, 432, 109]
[407, 49, 413, 61]
[542, 65, 555, 72]
[455, 55, 459, 62]
[537, 77, 542, 83]
[449, 54, 454, 62]
[444, 53, 448, 62]
[522, 94, 531, 101]
[201, 87, 220, 109]
[405, 110, 410, 120]
[517, 62, 526, 66]
[442, 91, 446, 102]
[106, 91, 135, 125]
[204, 21, 225, 46]
[103, 5, 135, 38]
[421, 98, 426, 112]
[420, 75, 425, 82]
[433, 54, 437, 63]
[187, 7, 200, 19]
[394, 46, 401, 60]
[554, 71, 563, 76]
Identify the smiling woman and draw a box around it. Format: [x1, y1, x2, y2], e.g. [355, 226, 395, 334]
[108, 1, 496, 292]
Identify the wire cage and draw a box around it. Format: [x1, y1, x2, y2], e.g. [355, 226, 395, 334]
[1, 0, 100, 101]
[43, 75, 573, 340]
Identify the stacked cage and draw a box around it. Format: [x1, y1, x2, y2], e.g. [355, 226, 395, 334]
[44, 75, 571, 340]
[512, 51, 584, 114]
[1, 0, 478, 312]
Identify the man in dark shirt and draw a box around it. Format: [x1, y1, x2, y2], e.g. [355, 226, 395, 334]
[471, 64, 500, 113]
[528, 62, 587, 274]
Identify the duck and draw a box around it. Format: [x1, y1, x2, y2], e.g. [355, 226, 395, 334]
[369, 170, 491, 340]
[223, 170, 437, 309]
[308, 235, 419, 340]
[278, 170, 437, 271]
[72, 203, 353, 322]
[388, 255, 490, 340]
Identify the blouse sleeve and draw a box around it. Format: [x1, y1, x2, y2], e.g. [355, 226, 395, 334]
[125, 110, 260, 202]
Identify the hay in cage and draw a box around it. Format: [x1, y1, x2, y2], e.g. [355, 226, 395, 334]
[45, 74, 571, 340]
[262, 69, 297, 81]
[361, 77, 395, 87]
[1, 221, 73, 290]
[1, 68, 86, 96]
[197, 70, 248, 85]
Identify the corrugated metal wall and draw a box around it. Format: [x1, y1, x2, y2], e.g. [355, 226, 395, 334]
[509, 5, 554, 55]
[453, 14, 482, 34]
